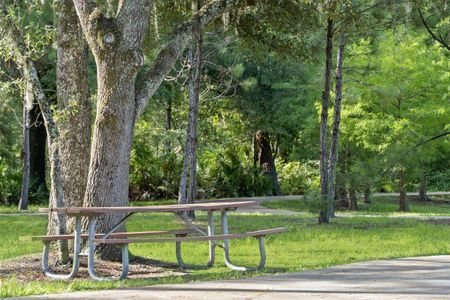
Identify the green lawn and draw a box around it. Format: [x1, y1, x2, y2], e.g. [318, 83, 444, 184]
[261, 196, 450, 216]
[1, 208, 450, 298]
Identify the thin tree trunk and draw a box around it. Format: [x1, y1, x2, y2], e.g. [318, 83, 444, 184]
[164, 99, 172, 149]
[319, 17, 334, 224]
[399, 169, 409, 212]
[179, 0, 202, 220]
[29, 104, 47, 194]
[347, 188, 358, 210]
[418, 174, 429, 201]
[327, 33, 346, 218]
[364, 186, 371, 204]
[18, 80, 33, 210]
[55, 0, 91, 234]
[255, 130, 281, 195]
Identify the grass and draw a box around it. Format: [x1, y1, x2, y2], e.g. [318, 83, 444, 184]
[0, 204, 41, 214]
[1, 208, 450, 298]
[261, 196, 450, 216]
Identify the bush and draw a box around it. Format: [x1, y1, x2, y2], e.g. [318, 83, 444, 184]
[277, 160, 320, 195]
[199, 146, 272, 198]
[129, 148, 182, 200]
[427, 170, 450, 192]
[0, 158, 21, 205]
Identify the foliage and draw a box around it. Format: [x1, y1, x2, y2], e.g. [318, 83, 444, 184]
[0, 158, 21, 205]
[199, 146, 272, 198]
[276, 160, 320, 195]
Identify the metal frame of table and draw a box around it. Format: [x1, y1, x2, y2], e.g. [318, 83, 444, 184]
[40, 201, 266, 281]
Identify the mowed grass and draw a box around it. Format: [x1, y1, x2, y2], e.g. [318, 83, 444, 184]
[2, 209, 450, 298]
[261, 196, 450, 216]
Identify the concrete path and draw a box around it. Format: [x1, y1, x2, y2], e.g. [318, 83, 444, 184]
[20, 255, 450, 300]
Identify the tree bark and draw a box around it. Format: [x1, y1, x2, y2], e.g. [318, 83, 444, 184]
[399, 169, 409, 212]
[319, 17, 334, 224]
[18, 80, 33, 210]
[364, 186, 371, 204]
[418, 174, 429, 202]
[55, 0, 91, 234]
[327, 33, 346, 218]
[255, 130, 281, 196]
[179, 0, 203, 220]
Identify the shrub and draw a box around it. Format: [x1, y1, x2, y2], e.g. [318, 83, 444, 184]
[0, 158, 21, 205]
[277, 160, 320, 195]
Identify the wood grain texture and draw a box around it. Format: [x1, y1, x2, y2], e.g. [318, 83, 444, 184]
[94, 227, 286, 244]
[39, 200, 257, 214]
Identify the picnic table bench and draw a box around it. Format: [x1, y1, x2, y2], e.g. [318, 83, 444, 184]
[30, 201, 286, 281]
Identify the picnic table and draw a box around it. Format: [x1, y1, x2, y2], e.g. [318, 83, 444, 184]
[34, 201, 285, 281]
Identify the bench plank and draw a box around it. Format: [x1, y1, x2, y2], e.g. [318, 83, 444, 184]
[21, 229, 196, 242]
[94, 227, 286, 244]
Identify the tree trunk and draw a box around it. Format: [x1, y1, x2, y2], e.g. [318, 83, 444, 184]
[319, 17, 334, 224]
[255, 130, 281, 195]
[327, 33, 346, 218]
[55, 0, 91, 234]
[347, 188, 358, 210]
[364, 186, 371, 204]
[418, 174, 429, 201]
[164, 98, 172, 150]
[29, 105, 47, 194]
[399, 169, 409, 212]
[70, 0, 240, 260]
[179, 0, 202, 220]
[18, 80, 33, 210]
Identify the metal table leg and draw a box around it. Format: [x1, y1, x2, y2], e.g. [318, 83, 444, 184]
[176, 210, 216, 268]
[87, 216, 129, 281]
[42, 216, 81, 279]
[221, 210, 266, 271]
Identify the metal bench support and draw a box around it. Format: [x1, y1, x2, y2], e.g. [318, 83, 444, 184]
[41, 216, 82, 279]
[87, 216, 129, 281]
[221, 210, 266, 271]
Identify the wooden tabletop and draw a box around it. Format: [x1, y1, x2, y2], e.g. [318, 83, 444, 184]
[39, 200, 258, 215]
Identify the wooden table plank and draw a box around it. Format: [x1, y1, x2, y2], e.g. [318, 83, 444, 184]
[38, 200, 258, 214]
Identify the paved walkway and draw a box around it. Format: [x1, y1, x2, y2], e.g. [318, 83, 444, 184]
[20, 255, 450, 299]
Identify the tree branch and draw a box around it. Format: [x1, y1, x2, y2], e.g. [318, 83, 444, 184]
[418, 8, 450, 51]
[72, 0, 103, 54]
[116, 0, 153, 48]
[134, 0, 244, 119]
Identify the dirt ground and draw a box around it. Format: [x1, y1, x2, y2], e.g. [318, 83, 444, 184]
[0, 252, 188, 283]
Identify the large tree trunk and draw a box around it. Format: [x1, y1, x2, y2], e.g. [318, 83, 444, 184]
[327, 33, 346, 218]
[18, 81, 33, 210]
[55, 0, 91, 233]
[318, 17, 334, 224]
[399, 169, 409, 212]
[70, 0, 242, 260]
[255, 130, 281, 195]
[418, 174, 429, 201]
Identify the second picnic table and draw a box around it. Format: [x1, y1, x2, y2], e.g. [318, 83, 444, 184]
[37, 201, 285, 281]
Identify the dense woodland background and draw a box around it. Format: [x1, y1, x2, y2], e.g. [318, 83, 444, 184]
[0, 0, 448, 211]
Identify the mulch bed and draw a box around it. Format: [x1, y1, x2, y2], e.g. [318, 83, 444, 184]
[0, 252, 188, 283]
